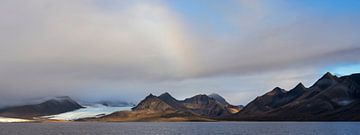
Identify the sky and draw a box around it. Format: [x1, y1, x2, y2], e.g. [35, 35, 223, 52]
[0, 0, 360, 106]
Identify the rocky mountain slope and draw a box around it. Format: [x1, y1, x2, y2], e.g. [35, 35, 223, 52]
[89, 94, 211, 122]
[93, 72, 360, 121]
[208, 93, 243, 113]
[231, 72, 360, 121]
[133, 92, 238, 117]
[87, 93, 240, 122]
[0, 96, 83, 119]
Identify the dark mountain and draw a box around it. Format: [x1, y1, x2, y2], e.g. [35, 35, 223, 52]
[157, 92, 185, 110]
[182, 94, 229, 116]
[0, 96, 83, 119]
[133, 93, 229, 117]
[271, 83, 307, 108]
[87, 72, 360, 122]
[87, 93, 230, 122]
[91, 94, 212, 122]
[134, 93, 231, 117]
[132, 94, 177, 112]
[311, 72, 339, 90]
[208, 93, 243, 113]
[239, 87, 288, 115]
[208, 93, 230, 105]
[231, 72, 360, 121]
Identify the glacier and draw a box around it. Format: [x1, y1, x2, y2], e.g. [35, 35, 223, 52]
[44, 104, 132, 120]
[0, 117, 32, 123]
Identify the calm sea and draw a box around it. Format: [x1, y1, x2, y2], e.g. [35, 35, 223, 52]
[0, 122, 359, 135]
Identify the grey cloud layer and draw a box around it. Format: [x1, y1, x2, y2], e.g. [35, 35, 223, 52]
[0, 0, 359, 105]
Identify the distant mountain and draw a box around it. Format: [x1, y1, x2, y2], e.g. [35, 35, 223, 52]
[95, 100, 134, 107]
[181, 94, 230, 116]
[208, 93, 230, 105]
[72, 72, 360, 121]
[239, 83, 306, 115]
[0, 96, 83, 119]
[133, 93, 232, 117]
[85, 93, 236, 122]
[231, 72, 360, 121]
[207, 93, 243, 113]
[157, 92, 185, 110]
[90, 94, 211, 122]
[132, 94, 178, 112]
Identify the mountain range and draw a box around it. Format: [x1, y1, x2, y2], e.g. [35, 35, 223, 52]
[96, 72, 360, 121]
[229, 72, 360, 121]
[85, 92, 240, 122]
[0, 72, 359, 122]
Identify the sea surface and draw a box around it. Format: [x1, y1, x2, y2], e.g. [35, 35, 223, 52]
[0, 122, 359, 135]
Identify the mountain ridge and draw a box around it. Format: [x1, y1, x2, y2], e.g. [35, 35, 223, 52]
[2, 72, 359, 122]
[0, 96, 84, 119]
[229, 72, 360, 121]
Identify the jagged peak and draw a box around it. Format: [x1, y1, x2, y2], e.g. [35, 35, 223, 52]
[294, 82, 306, 89]
[320, 72, 337, 80]
[266, 87, 286, 96]
[325, 72, 332, 75]
[132, 93, 175, 112]
[311, 72, 339, 89]
[158, 92, 178, 101]
[144, 93, 157, 99]
[287, 83, 307, 95]
[159, 92, 172, 98]
[273, 87, 285, 92]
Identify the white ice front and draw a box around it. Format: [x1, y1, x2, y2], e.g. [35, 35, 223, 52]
[44, 104, 132, 120]
[0, 117, 32, 123]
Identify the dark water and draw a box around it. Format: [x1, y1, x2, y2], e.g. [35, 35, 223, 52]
[0, 122, 359, 135]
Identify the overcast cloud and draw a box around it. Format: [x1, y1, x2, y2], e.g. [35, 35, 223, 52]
[0, 0, 359, 106]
